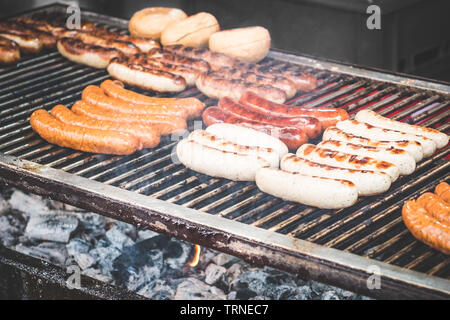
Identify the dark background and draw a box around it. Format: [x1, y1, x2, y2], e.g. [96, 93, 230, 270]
[1, 0, 449, 83]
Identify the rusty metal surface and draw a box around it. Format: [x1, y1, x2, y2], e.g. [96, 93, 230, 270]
[0, 3, 449, 299]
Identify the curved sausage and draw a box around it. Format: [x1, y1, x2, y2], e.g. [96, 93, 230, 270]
[402, 200, 450, 255]
[202, 106, 309, 150]
[416, 192, 450, 225]
[240, 91, 349, 128]
[30, 109, 141, 155]
[51, 104, 160, 149]
[71, 100, 187, 136]
[164, 44, 235, 70]
[435, 182, 450, 204]
[0, 32, 43, 54]
[145, 48, 210, 73]
[218, 97, 322, 139]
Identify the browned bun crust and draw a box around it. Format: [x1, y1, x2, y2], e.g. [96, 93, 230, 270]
[129, 7, 188, 40]
[161, 12, 219, 47]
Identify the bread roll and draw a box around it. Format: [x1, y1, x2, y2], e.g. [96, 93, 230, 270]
[209, 26, 271, 63]
[161, 12, 219, 47]
[129, 7, 187, 40]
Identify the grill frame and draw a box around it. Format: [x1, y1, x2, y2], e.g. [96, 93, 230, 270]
[0, 3, 449, 299]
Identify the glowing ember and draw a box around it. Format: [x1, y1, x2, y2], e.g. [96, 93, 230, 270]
[188, 244, 201, 267]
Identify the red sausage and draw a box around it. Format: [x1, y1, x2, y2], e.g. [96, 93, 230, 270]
[202, 106, 308, 150]
[218, 97, 322, 139]
[239, 91, 349, 129]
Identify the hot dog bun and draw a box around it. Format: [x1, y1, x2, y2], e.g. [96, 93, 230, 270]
[129, 7, 188, 40]
[209, 26, 271, 63]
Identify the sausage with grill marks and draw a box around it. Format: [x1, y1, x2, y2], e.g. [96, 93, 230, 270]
[176, 138, 269, 181]
[355, 110, 449, 149]
[281, 154, 391, 196]
[218, 97, 322, 139]
[214, 67, 297, 98]
[0, 32, 43, 54]
[57, 37, 123, 68]
[416, 192, 450, 225]
[30, 109, 141, 155]
[188, 130, 280, 168]
[322, 126, 424, 162]
[124, 53, 200, 86]
[255, 167, 358, 209]
[145, 47, 210, 73]
[71, 100, 187, 135]
[240, 91, 349, 129]
[196, 71, 287, 103]
[164, 44, 235, 70]
[317, 140, 416, 175]
[51, 104, 160, 149]
[296, 144, 400, 182]
[107, 55, 187, 92]
[0, 21, 55, 49]
[100, 80, 204, 119]
[336, 120, 436, 157]
[61, 30, 141, 56]
[0, 36, 20, 65]
[202, 106, 308, 150]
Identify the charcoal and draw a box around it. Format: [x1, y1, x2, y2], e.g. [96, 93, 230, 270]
[249, 295, 267, 300]
[164, 240, 191, 270]
[0, 194, 9, 215]
[289, 285, 313, 300]
[204, 263, 226, 285]
[138, 279, 174, 300]
[112, 238, 166, 287]
[66, 238, 91, 256]
[126, 265, 161, 292]
[114, 221, 137, 240]
[73, 253, 95, 270]
[226, 262, 243, 281]
[105, 225, 134, 250]
[89, 246, 122, 276]
[25, 213, 78, 243]
[78, 213, 107, 236]
[322, 290, 340, 300]
[14, 242, 68, 265]
[174, 278, 226, 300]
[227, 291, 237, 300]
[212, 252, 239, 267]
[9, 190, 49, 216]
[234, 270, 269, 296]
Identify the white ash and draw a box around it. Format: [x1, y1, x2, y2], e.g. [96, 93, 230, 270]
[0, 188, 371, 300]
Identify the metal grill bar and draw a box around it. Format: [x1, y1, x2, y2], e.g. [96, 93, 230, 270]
[0, 4, 449, 299]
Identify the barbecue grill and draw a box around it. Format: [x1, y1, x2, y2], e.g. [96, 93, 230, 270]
[0, 3, 449, 299]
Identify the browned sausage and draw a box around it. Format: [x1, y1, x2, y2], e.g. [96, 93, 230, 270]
[71, 100, 187, 136]
[0, 36, 20, 65]
[435, 182, 450, 204]
[402, 200, 450, 255]
[30, 109, 141, 155]
[51, 104, 160, 149]
[164, 44, 235, 70]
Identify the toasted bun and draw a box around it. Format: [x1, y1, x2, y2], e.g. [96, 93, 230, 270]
[129, 7, 188, 39]
[209, 26, 271, 63]
[161, 12, 219, 47]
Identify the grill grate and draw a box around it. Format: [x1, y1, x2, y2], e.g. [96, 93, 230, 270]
[0, 4, 449, 298]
